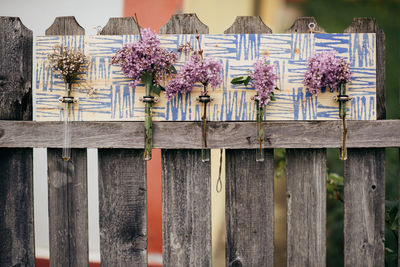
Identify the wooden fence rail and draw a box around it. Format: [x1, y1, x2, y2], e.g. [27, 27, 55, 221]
[0, 14, 395, 267]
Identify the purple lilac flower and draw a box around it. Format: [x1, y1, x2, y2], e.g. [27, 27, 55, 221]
[250, 57, 279, 108]
[304, 50, 352, 95]
[111, 28, 177, 87]
[165, 53, 223, 100]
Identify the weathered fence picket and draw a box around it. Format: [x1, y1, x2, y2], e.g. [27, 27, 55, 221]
[286, 148, 327, 266]
[162, 149, 212, 266]
[224, 16, 274, 267]
[0, 17, 34, 266]
[97, 18, 148, 267]
[47, 148, 88, 266]
[344, 18, 386, 267]
[0, 13, 395, 267]
[160, 14, 212, 267]
[98, 149, 147, 266]
[285, 17, 327, 267]
[45, 16, 89, 267]
[225, 149, 274, 267]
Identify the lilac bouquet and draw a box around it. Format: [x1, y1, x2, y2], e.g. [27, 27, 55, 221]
[303, 50, 351, 95]
[112, 28, 177, 160]
[231, 57, 279, 161]
[165, 53, 223, 100]
[165, 37, 223, 162]
[303, 50, 352, 160]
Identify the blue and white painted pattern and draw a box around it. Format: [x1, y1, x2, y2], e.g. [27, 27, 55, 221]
[35, 33, 376, 121]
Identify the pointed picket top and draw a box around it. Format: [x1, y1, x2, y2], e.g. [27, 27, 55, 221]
[45, 16, 84, 35]
[344, 17, 382, 33]
[224, 16, 272, 34]
[285, 17, 325, 33]
[344, 17, 385, 119]
[100, 17, 140, 35]
[0, 16, 32, 36]
[0, 16, 33, 120]
[160, 13, 209, 34]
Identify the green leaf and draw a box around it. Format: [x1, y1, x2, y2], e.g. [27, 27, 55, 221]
[275, 86, 280, 90]
[158, 85, 165, 91]
[231, 76, 245, 84]
[270, 92, 276, 101]
[152, 85, 161, 96]
[243, 76, 251, 86]
[170, 65, 177, 74]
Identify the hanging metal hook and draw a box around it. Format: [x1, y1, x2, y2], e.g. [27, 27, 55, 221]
[308, 22, 316, 33]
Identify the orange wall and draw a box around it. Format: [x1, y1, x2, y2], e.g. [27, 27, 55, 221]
[146, 149, 163, 253]
[124, 0, 183, 32]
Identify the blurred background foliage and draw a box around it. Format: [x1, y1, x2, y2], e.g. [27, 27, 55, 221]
[294, 0, 399, 266]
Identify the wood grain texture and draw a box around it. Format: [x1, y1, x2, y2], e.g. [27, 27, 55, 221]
[285, 17, 325, 33]
[0, 17, 32, 120]
[344, 18, 385, 267]
[224, 16, 272, 34]
[224, 16, 274, 267]
[47, 148, 88, 267]
[0, 148, 34, 267]
[285, 18, 326, 267]
[1, 120, 400, 148]
[97, 18, 147, 267]
[162, 150, 211, 267]
[98, 149, 147, 266]
[225, 149, 274, 267]
[286, 149, 326, 267]
[45, 16, 85, 35]
[46, 16, 88, 267]
[0, 16, 34, 267]
[344, 149, 385, 267]
[100, 17, 139, 35]
[160, 13, 209, 34]
[161, 15, 211, 267]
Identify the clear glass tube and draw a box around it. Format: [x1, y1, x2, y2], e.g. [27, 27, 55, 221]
[201, 112, 210, 162]
[144, 102, 153, 161]
[143, 81, 153, 161]
[256, 104, 264, 162]
[62, 101, 71, 161]
[201, 88, 210, 162]
[201, 147, 210, 162]
[338, 83, 348, 161]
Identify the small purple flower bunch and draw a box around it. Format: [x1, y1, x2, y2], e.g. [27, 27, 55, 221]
[304, 50, 352, 161]
[111, 27, 178, 161]
[231, 57, 279, 162]
[165, 36, 223, 162]
[231, 57, 279, 108]
[111, 28, 177, 93]
[165, 39, 223, 100]
[303, 50, 351, 95]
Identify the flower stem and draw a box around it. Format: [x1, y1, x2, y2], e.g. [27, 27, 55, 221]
[256, 100, 264, 162]
[144, 81, 153, 160]
[338, 83, 348, 161]
[201, 85, 210, 162]
[341, 116, 347, 160]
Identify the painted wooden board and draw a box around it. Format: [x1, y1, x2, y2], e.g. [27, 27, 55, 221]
[35, 33, 376, 121]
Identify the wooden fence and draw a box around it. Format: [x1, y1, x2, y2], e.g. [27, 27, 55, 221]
[0, 14, 398, 267]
